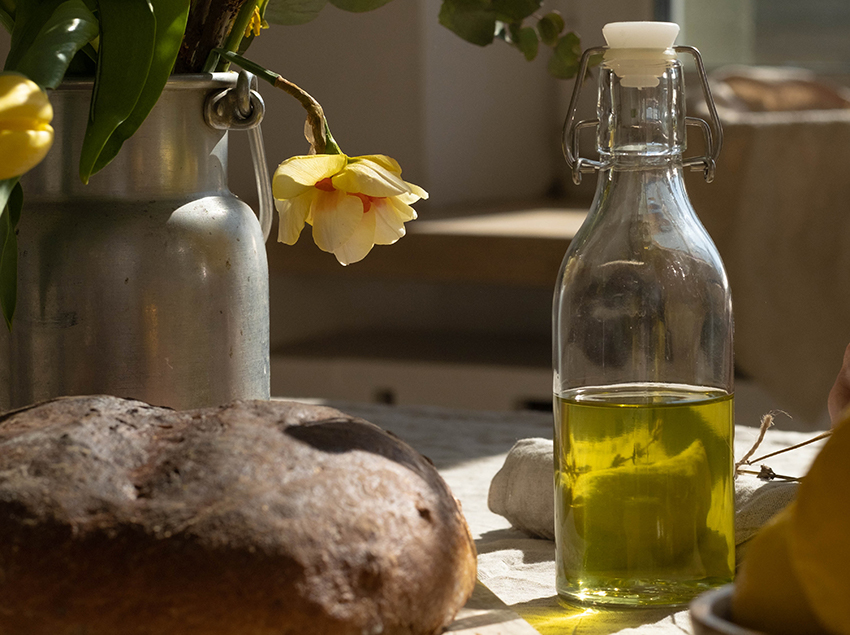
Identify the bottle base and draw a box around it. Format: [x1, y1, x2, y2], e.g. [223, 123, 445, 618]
[557, 578, 731, 608]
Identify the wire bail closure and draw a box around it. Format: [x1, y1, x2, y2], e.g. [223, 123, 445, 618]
[561, 45, 723, 185]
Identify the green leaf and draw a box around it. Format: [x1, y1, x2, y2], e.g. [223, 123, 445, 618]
[13, 0, 98, 89]
[78, 0, 156, 184]
[329, 0, 392, 12]
[0, 179, 22, 331]
[91, 0, 190, 174]
[493, 0, 539, 22]
[264, 0, 328, 26]
[0, 0, 14, 21]
[515, 25, 538, 61]
[0, 8, 14, 32]
[65, 42, 98, 76]
[439, 0, 495, 47]
[5, 0, 65, 70]
[547, 30, 581, 79]
[537, 11, 564, 47]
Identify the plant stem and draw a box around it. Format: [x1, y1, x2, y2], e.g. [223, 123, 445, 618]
[212, 49, 342, 155]
[176, 0, 254, 73]
[211, 0, 259, 72]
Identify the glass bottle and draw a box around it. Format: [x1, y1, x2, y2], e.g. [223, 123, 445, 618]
[552, 22, 734, 607]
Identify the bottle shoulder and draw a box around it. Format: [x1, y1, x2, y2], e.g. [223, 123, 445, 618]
[562, 166, 725, 271]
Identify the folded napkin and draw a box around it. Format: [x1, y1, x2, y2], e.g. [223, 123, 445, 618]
[488, 437, 798, 547]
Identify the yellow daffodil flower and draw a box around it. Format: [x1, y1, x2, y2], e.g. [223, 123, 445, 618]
[273, 153, 428, 265]
[0, 73, 54, 180]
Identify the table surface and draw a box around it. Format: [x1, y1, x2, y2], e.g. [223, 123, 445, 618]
[317, 399, 828, 635]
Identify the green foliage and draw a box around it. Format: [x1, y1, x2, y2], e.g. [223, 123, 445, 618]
[537, 11, 564, 47]
[547, 30, 581, 79]
[90, 0, 190, 174]
[439, 1, 583, 80]
[493, 0, 539, 22]
[77, 0, 156, 184]
[0, 9, 13, 32]
[0, 179, 22, 330]
[264, 0, 328, 26]
[439, 0, 496, 47]
[12, 1, 97, 88]
[6, 0, 65, 70]
[512, 24, 538, 61]
[262, 0, 396, 26]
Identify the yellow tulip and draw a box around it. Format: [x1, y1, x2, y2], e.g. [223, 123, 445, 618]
[0, 73, 54, 180]
[273, 153, 428, 265]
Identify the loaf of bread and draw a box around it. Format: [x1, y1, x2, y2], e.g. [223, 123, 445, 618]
[0, 396, 476, 635]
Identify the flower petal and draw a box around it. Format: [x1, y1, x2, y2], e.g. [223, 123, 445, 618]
[272, 154, 347, 200]
[0, 75, 54, 179]
[0, 75, 53, 126]
[356, 154, 402, 175]
[404, 181, 429, 201]
[275, 191, 313, 245]
[311, 190, 365, 252]
[335, 209, 377, 265]
[332, 159, 409, 197]
[372, 198, 407, 245]
[388, 196, 418, 222]
[0, 128, 54, 180]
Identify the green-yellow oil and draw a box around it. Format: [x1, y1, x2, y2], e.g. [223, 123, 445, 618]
[554, 383, 735, 607]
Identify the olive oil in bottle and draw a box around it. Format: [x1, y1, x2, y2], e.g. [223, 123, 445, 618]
[554, 384, 734, 606]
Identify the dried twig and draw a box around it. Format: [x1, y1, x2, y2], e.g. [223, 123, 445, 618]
[737, 466, 802, 482]
[734, 411, 778, 474]
[734, 409, 832, 483]
[745, 430, 832, 465]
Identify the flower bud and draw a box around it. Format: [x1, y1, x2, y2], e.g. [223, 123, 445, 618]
[0, 73, 54, 180]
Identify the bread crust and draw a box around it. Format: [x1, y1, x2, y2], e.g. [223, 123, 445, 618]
[0, 397, 477, 635]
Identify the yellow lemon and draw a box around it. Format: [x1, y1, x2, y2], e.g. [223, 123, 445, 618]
[731, 501, 831, 635]
[0, 73, 54, 180]
[790, 412, 850, 635]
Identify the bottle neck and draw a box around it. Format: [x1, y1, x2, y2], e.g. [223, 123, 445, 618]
[597, 56, 686, 160]
[593, 160, 692, 227]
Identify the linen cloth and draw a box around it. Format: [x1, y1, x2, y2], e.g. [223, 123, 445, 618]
[326, 400, 827, 635]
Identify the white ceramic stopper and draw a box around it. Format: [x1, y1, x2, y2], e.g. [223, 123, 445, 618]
[602, 21, 680, 88]
[603, 21, 679, 50]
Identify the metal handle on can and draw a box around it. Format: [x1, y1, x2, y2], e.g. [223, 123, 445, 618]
[204, 70, 273, 242]
[561, 44, 724, 184]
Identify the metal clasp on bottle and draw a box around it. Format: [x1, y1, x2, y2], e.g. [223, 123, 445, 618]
[205, 70, 273, 243]
[562, 45, 723, 185]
